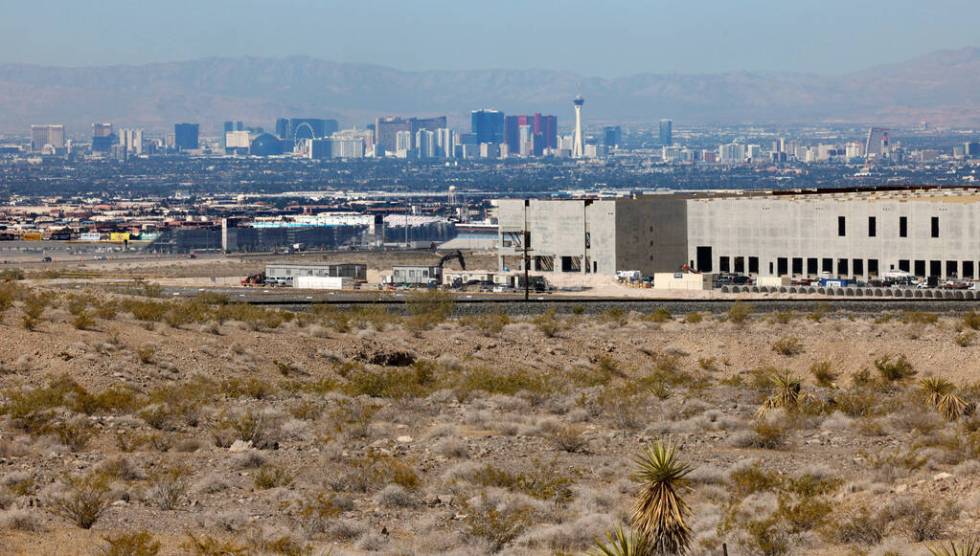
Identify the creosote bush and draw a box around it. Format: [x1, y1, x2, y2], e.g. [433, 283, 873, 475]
[50, 471, 112, 529]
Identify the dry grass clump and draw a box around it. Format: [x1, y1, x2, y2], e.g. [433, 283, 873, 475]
[647, 307, 672, 323]
[253, 464, 293, 490]
[532, 308, 564, 338]
[211, 408, 283, 449]
[809, 360, 838, 387]
[771, 336, 804, 357]
[183, 533, 247, 555]
[461, 311, 510, 335]
[458, 462, 574, 502]
[147, 465, 191, 510]
[727, 301, 753, 324]
[684, 311, 703, 324]
[99, 531, 161, 556]
[329, 451, 420, 493]
[549, 423, 589, 453]
[20, 292, 49, 330]
[901, 310, 939, 325]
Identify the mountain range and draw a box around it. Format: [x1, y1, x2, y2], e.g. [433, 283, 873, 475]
[0, 47, 978, 134]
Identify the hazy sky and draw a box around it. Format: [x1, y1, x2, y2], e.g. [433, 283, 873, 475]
[2, 0, 978, 76]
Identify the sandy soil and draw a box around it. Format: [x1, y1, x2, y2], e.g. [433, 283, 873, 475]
[0, 278, 978, 555]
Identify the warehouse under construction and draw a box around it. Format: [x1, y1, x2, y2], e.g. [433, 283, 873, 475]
[496, 186, 980, 282]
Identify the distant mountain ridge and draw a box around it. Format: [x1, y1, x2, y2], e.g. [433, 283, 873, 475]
[0, 47, 978, 134]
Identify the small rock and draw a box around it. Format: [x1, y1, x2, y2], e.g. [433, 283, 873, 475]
[396, 435, 413, 443]
[895, 484, 908, 493]
[933, 472, 953, 481]
[229, 440, 253, 452]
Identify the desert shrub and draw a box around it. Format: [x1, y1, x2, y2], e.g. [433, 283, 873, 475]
[1, 375, 137, 432]
[464, 462, 573, 502]
[875, 354, 917, 382]
[963, 311, 980, 331]
[771, 336, 804, 357]
[532, 309, 563, 338]
[0, 268, 24, 282]
[549, 424, 588, 453]
[100, 531, 161, 556]
[771, 310, 796, 324]
[136, 344, 156, 364]
[808, 304, 830, 322]
[48, 416, 95, 451]
[253, 464, 293, 490]
[462, 312, 510, 335]
[809, 361, 837, 387]
[455, 367, 549, 400]
[733, 419, 789, 449]
[883, 497, 954, 542]
[148, 465, 190, 510]
[21, 293, 48, 330]
[345, 364, 435, 399]
[220, 377, 275, 400]
[955, 331, 976, 347]
[0, 284, 16, 315]
[603, 307, 628, 326]
[404, 290, 454, 331]
[330, 452, 419, 493]
[72, 310, 96, 330]
[49, 472, 112, 529]
[727, 301, 753, 324]
[94, 301, 118, 321]
[648, 307, 672, 323]
[461, 494, 534, 551]
[122, 299, 169, 322]
[210, 409, 281, 449]
[296, 492, 345, 535]
[901, 311, 939, 325]
[183, 533, 247, 556]
[727, 463, 781, 499]
[684, 311, 703, 324]
[823, 505, 888, 545]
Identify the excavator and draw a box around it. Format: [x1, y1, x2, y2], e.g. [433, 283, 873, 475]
[437, 249, 466, 271]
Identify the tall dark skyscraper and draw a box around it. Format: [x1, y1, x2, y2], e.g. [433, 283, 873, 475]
[603, 126, 622, 148]
[275, 118, 289, 139]
[174, 123, 199, 151]
[91, 122, 113, 153]
[659, 119, 673, 146]
[471, 109, 504, 144]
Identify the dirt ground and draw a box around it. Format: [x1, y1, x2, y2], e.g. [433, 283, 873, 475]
[0, 275, 979, 555]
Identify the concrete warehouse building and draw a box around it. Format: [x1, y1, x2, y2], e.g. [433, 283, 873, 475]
[496, 187, 980, 281]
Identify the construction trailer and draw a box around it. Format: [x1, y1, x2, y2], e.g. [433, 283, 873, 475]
[264, 262, 367, 287]
[388, 265, 442, 286]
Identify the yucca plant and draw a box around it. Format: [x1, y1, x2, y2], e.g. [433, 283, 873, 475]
[928, 538, 980, 556]
[592, 527, 652, 556]
[756, 372, 807, 417]
[920, 377, 976, 421]
[630, 440, 693, 555]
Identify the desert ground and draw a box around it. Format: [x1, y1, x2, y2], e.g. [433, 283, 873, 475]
[0, 263, 979, 555]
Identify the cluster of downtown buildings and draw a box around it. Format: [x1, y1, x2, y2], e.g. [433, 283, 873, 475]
[22, 105, 590, 161]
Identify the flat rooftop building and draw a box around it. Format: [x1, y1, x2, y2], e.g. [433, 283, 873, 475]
[496, 187, 980, 281]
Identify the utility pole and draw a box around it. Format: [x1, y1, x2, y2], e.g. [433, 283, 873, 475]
[523, 199, 530, 302]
